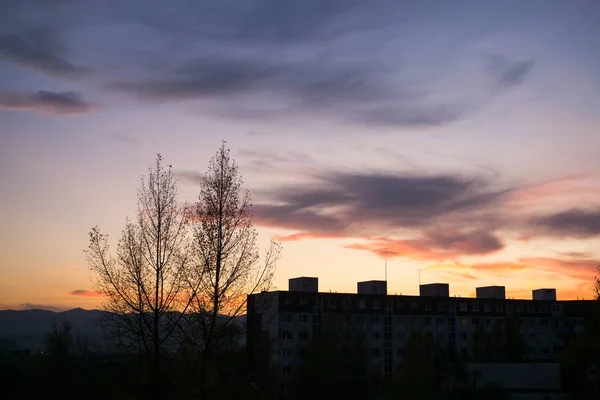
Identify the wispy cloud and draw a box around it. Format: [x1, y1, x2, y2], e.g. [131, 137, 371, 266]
[174, 170, 204, 186]
[0, 90, 95, 115]
[68, 289, 104, 298]
[484, 53, 535, 89]
[532, 208, 600, 238]
[254, 171, 507, 235]
[345, 230, 503, 262]
[0, 30, 89, 78]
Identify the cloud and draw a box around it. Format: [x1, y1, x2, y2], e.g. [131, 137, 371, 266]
[345, 230, 504, 261]
[16, 303, 67, 312]
[174, 170, 204, 186]
[110, 56, 465, 128]
[0, 90, 94, 114]
[0, 30, 88, 78]
[1, 1, 535, 128]
[485, 53, 535, 89]
[68, 289, 104, 297]
[432, 256, 598, 280]
[252, 170, 511, 260]
[255, 172, 507, 235]
[532, 208, 600, 238]
[109, 133, 140, 146]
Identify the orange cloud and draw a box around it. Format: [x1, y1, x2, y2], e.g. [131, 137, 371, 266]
[68, 289, 104, 298]
[273, 232, 341, 242]
[508, 174, 588, 204]
[344, 230, 503, 261]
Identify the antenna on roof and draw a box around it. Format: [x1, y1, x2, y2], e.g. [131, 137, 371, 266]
[385, 257, 388, 283]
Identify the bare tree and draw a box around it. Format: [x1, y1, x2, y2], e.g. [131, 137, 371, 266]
[190, 141, 281, 359]
[85, 154, 199, 399]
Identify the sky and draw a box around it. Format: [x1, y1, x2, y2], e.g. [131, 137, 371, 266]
[1, 0, 599, 311]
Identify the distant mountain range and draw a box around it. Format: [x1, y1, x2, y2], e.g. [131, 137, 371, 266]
[0, 308, 105, 352]
[0, 308, 246, 353]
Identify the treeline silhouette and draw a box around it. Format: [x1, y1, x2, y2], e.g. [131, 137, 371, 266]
[1, 303, 598, 400]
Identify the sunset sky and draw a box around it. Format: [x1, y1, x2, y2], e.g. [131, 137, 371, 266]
[1, 0, 599, 311]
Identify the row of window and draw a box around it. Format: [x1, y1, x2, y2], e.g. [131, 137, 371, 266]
[283, 313, 568, 328]
[284, 296, 564, 314]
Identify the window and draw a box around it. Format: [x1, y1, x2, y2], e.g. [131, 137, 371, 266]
[285, 297, 293, 306]
[460, 318, 468, 327]
[526, 304, 534, 313]
[551, 304, 562, 313]
[485, 318, 491, 326]
[410, 317, 419, 325]
[459, 303, 467, 312]
[539, 305, 548, 313]
[396, 300, 405, 309]
[282, 348, 292, 357]
[282, 331, 293, 340]
[282, 365, 291, 376]
[372, 316, 380, 324]
[496, 303, 503, 312]
[472, 318, 479, 327]
[410, 301, 418, 310]
[357, 315, 366, 324]
[542, 347, 550, 355]
[299, 314, 308, 323]
[282, 383, 292, 394]
[425, 303, 432, 311]
[386, 300, 393, 309]
[437, 302, 445, 311]
[327, 299, 337, 308]
[540, 318, 549, 326]
[397, 347, 404, 356]
[472, 302, 480, 312]
[343, 298, 352, 309]
[373, 300, 381, 309]
[484, 302, 492, 312]
[436, 317, 445, 325]
[299, 297, 308, 306]
[371, 348, 380, 358]
[284, 314, 293, 323]
[299, 331, 309, 341]
[313, 314, 321, 324]
[516, 304, 524, 313]
[315, 297, 322, 307]
[358, 300, 366, 309]
[506, 303, 513, 313]
[423, 317, 432, 326]
[528, 333, 535, 341]
[373, 332, 381, 340]
[397, 332, 406, 341]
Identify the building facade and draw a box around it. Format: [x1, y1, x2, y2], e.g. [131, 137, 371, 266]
[246, 277, 591, 394]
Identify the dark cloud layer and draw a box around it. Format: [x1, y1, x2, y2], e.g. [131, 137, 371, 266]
[485, 53, 535, 89]
[0, 90, 94, 114]
[0, 0, 535, 126]
[0, 30, 88, 78]
[253, 171, 507, 242]
[533, 208, 600, 238]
